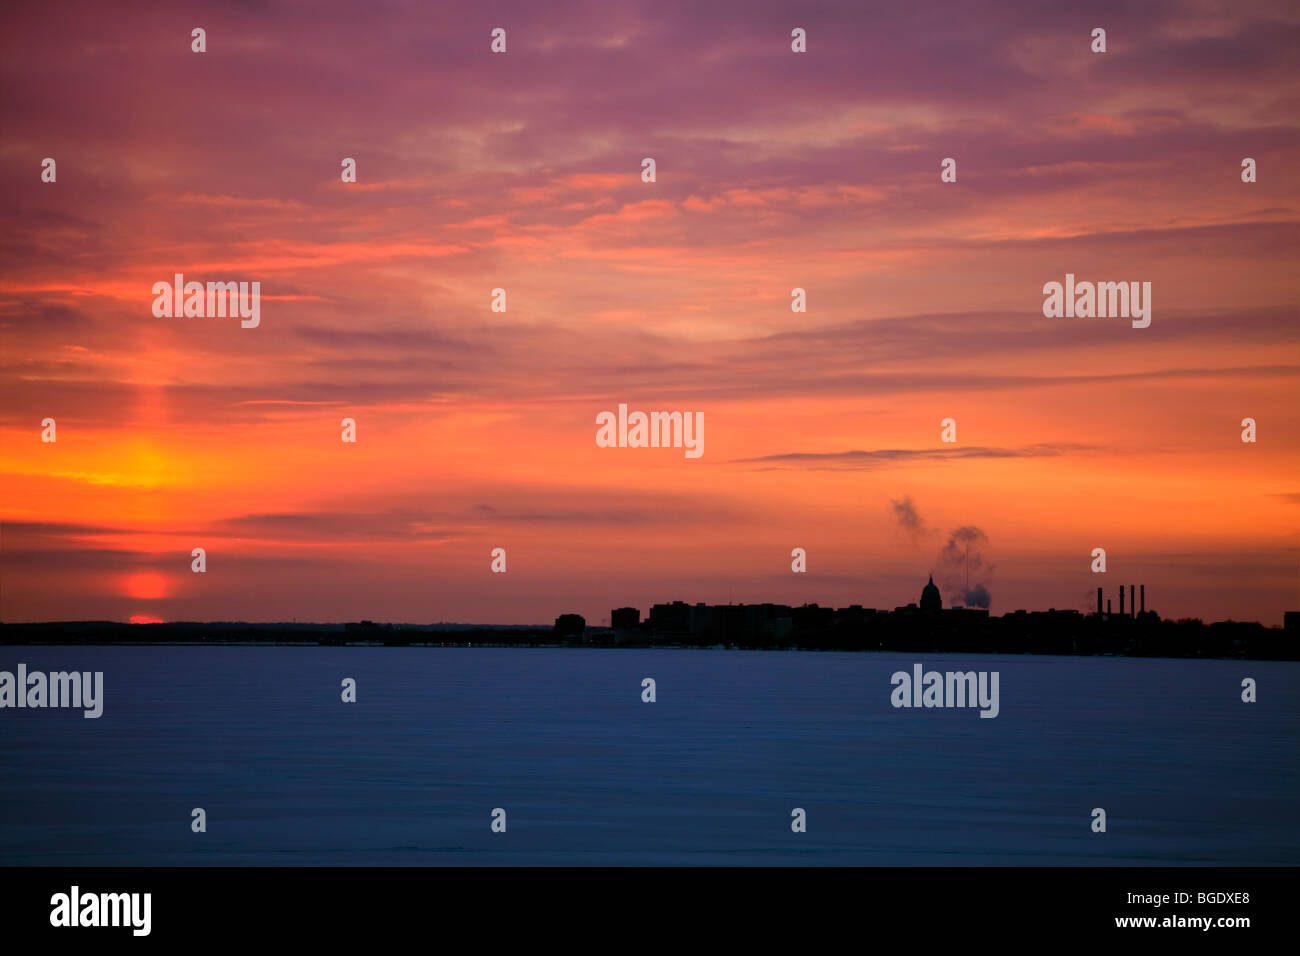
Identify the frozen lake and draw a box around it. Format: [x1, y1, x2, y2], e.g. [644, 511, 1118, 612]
[1, 646, 1296, 865]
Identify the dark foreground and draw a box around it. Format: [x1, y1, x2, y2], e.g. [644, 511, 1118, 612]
[2, 614, 1297, 660]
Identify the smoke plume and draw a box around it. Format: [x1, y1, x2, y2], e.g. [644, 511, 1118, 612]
[890, 495, 927, 538]
[935, 525, 993, 608]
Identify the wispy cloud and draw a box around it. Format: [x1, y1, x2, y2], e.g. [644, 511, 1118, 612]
[735, 443, 1097, 470]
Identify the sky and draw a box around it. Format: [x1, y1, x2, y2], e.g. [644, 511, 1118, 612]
[1, 0, 1298, 626]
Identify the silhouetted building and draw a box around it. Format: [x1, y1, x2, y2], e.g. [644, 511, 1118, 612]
[612, 607, 642, 645]
[611, 607, 639, 629]
[554, 614, 585, 640]
[649, 601, 692, 637]
[920, 575, 942, 612]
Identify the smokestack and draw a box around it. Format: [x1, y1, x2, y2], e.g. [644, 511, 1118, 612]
[1119, 587, 1124, 617]
[1097, 587, 1103, 616]
[1140, 584, 1145, 614]
[1130, 585, 1135, 619]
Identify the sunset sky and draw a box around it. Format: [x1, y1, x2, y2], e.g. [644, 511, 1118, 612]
[2, 0, 1297, 626]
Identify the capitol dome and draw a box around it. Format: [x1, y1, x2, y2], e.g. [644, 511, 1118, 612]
[920, 574, 942, 612]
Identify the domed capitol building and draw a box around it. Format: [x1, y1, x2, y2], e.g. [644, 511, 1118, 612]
[920, 574, 943, 612]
